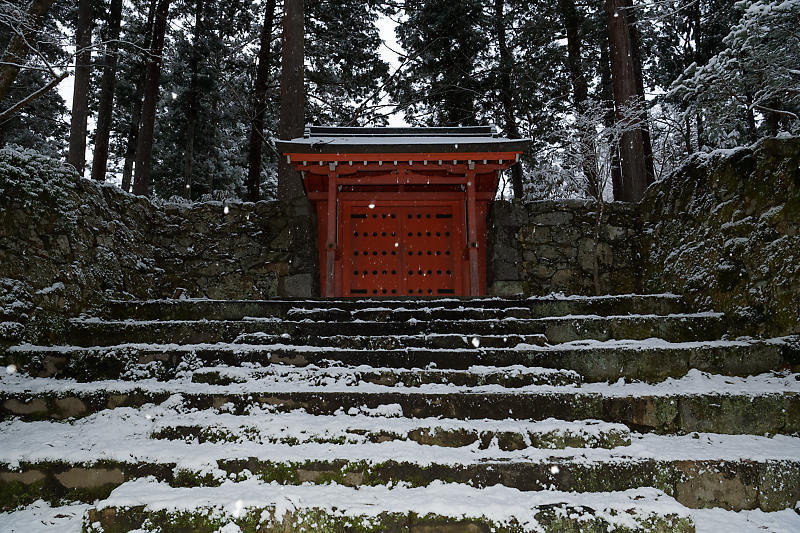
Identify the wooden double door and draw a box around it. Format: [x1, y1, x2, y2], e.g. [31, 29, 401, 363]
[340, 198, 466, 297]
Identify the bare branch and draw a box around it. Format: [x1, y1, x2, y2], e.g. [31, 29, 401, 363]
[0, 70, 67, 124]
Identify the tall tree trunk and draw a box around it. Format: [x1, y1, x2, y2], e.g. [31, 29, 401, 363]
[67, 0, 93, 175]
[599, 29, 623, 200]
[122, 0, 156, 192]
[121, 0, 157, 193]
[493, 0, 523, 199]
[605, 0, 652, 202]
[132, 0, 171, 197]
[277, 0, 305, 202]
[0, 0, 56, 103]
[558, 0, 600, 199]
[627, 3, 655, 184]
[90, 0, 123, 182]
[182, 0, 204, 200]
[246, 0, 277, 203]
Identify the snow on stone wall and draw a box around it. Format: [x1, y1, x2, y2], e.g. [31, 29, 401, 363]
[487, 200, 641, 297]
[0, 146, 316, 343]
[488, 136, 800, 337]
[640, 136, 800, 337]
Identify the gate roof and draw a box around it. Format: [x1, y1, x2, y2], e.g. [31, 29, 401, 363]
[276, 125, 530, 159]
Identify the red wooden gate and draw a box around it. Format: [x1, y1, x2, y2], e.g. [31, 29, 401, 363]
[277, 126, 529, 297]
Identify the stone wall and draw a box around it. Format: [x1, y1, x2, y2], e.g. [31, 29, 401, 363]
[3, 136, 799, 342]
[488, 199, 641, 296]
[0, 147, 316, 342]
[488, 136, 800, 337]
[640, 137, 800, 337]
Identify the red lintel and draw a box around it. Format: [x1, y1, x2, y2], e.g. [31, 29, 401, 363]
[287, 151, 522, 163]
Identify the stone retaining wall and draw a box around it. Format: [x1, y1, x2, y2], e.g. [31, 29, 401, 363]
[488, 200, 641, 297]
[640, 137, 800, 337]
[3, 136, 799, 341]
[488, 136, 800, 337]
[0, 147, 316, 343]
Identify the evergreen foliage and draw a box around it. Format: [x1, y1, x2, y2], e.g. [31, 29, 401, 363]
[1, 0, 796, 201]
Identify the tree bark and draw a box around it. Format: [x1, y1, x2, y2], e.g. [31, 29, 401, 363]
[132, 0, 171, 197]
[277, 0, 305, 202]
[598, 26, 623, 201]
[67, 0, 93, 175]
[121, 0, 157, 193]
[246, 0, 277, 203]
[0, 0, 56, 103]
[626, 3, 655, 184]
[182, 0, 204, 200]
[90, 0, 123, 182]
[493, 0, 523, 199]
[558, 0, 600, 199]
[605, 0, 652, 202]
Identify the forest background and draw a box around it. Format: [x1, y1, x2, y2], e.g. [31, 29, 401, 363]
[0, 0, 798, 203]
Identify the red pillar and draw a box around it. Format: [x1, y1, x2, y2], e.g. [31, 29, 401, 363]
[326, 165, 338, 297]
[466, 165, 480, 296]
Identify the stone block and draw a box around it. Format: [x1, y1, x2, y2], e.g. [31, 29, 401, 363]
[530, 211, 574, 226]
[489, 242, 520, 265]
[488, 280, 524, 296]
[550, 269, 577, 291]
[519, 225, 551, 245]
[54, 467, 124, 489]
[490, 260, 520, 281]
[489, 200, 529, 227]
[528, 263, 555, 280]
[549, 226, 582, 244]
[602, 225, 629, 242]
[282, 273, 316, 297]
[578, 238, 613, 272]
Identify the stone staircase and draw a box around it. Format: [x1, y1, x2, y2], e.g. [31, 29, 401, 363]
[1, 294, 799, 532]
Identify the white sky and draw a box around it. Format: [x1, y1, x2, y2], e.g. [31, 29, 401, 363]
[375, 14, 409, 127]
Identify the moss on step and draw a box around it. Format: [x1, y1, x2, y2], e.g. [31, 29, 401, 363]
[83, 504, 695, 533]
[0, 460, 175, 511]
[3, 455, 800, 513]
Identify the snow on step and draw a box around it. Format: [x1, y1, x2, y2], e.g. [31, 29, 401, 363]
[81, 479, 695, 532]
[63, 311, 728, 345]
[1, 366, 797, 397]
[103, 293, 687, 320]
[234, 331, 550, 349]
[148, 407, 628, 450]
[2, 402, 798, 470]
[186, 363, 581, 389]
[4, 496, 798, 533]
[6, 337, 788, 385]
[0, 500, 91, 533]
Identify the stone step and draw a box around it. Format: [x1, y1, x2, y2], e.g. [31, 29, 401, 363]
[237, 332, 550, 350]
[103, 293, 689, 320]
[1, 412, 798, 512]
[81, 480, 695, 532]
[4, 347, 575, 385]
[5, 338, 790, 384]
[9, 492, 799, 533]
[149, 410, 627, 450]
[60, 312, 727, 347]
[1, 372, 797, 435]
